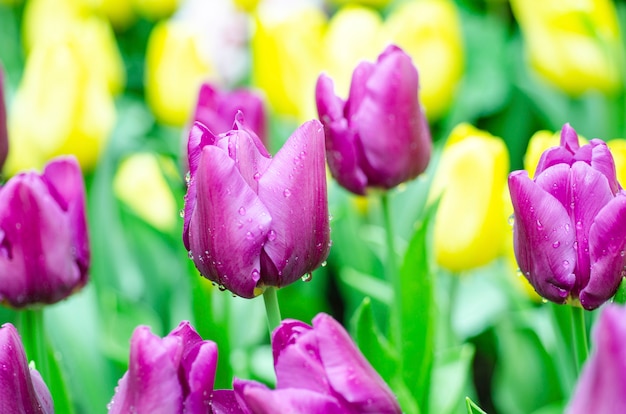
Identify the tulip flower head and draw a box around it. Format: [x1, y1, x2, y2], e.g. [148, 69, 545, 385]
[316, 44, 432, 195]
[182, 113, 330, 298]
[0, 323, 54, 413]
[0, 156, 89, 308]
[509, 124, 626, 310]
[567, 304, 626, 413]
[108, 321, 241, 413]
[194, 82, 268, 145]
[234, 313, 401, 413]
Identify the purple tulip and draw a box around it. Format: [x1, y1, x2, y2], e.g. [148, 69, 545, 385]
[0, 156, 89, 308]
[509, 124, 626, 309]
[182, 113, 330, 298]
[0, 64, 8, 170]
[234, 313, 401, 414]
[315, 44, 432, 195]
[0, 323, 54, 414]
[194, 82, 268, 146]
[567, 304, 626, 413]
[108, 321, 244, 413]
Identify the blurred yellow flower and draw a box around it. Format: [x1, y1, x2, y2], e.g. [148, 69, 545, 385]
[113, 153, 178, 232]
[232, 0, 260, 13]
[383, 0, 464, 121]
[432, 124, 510, 272]
[322, 5, 384, 97]
[5, 38, 116, 175]
[22, 0, 126, 95]
[511, 0, 624, 95]
[524, 129, 589, 178]
[99, 0, 137, 31]
[145, 20, 215, 126]
[325, 0, 393, 10]
[251, 2, 326, 121]
[606, 139, 626, 186]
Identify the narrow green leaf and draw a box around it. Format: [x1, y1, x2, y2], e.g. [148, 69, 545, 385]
[613, 277, 626, 305]
[341, 268, 392, 305]
[466, 397, 488, 414]
[430, 344, 475, 414]
[399, 208, 436, 411]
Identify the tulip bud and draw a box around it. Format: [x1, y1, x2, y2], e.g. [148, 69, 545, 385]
[510, 0, 624, 95]
[316, 44, 432, 195]
[182, 114, 330, 298]
[432, 124, 509, 271]
[108, 321, 241, 413]
[0, 323, 54, 413]
[0, 156, 89, 308]
[194, 82, 268, 145]
[509, 124, 626, 310]
[234, 313, 401, 413]
[567, 304, 626, 413]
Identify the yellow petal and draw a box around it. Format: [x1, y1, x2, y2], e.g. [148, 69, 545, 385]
[131, 0, 179, 21]
[607, 139, 626, 187]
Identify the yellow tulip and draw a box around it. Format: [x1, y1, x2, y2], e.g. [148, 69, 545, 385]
[145, 20, 216, 126]
[510, 0, 624, 95]
[325, 0, 393, 10]
[232, 0, 260, 13]
[322, 5, 384, 97]
[5, 38, 116, 175]
[383, 0, 464, 120]
[251, 3, 326, 121]
[432, 124, 510, 271]
[22, 0, 126, 95]
[113, 153, 178, 232]
[607, 139, 626, 186]
[100, 0, 137, 31]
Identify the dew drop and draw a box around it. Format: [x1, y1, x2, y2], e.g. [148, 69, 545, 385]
[283, 189, 291, 198]
[321, 260, 327, 267]
[188, 251, 193, 260]
[218, 284, 227, 291]
[507, 214, 515, 226]
[268, 230, 277, 241]
[552, 241, 561, 248]
[562, 260, 570, 268]
[246, 231, 254, 240]
[253, 172, 261, 181]
[185, 171, 191, 184]
[179, 209, 185, 218]
[536, 219, 543, 230]
[238, 206, 246, 216]
[621, 251, 625, 257]
[301, 273, 313, 282]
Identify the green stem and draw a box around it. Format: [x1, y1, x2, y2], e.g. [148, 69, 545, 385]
[263, 287, 282, 335]
[570, 305, 588, 375]
[381, 193, 402, 347]
[19, 308, 49, 383]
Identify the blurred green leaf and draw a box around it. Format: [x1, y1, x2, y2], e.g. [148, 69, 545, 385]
[466, 397, 488, 414]
[429, 344, 475, 414]
[399, 207, 436, 412]
[613, 277, 626, 305]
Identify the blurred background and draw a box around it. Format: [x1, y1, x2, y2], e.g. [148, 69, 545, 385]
[0, 0, 625, 412]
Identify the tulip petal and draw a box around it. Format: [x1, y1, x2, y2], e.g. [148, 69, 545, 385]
[0, 323, 53, 414]
[560, 123, 580, 153]
[354, 46, 431, 189]
[42, 156, 90, 276]
[183, 122, 218, 250]
[345, 60, 375, 120]
[316, 74, 368, 194]
[257, 120, 330, 287]
[225, 122, 271, 193]
[583, 192, 626, 309]
[108, 327, 183, 414]
[211, 389, 248, 414]
[314, 313, 401, 413]
[271, 319, 332, 394]
[0, 175, 82, 307]
[240, 384, 346, 414]
[567, 305, 626, 413]
[587, 139, 620, 194]
[182, 340, 218, 411]
[188, 146, 270, 298]
[509, 170, 576, 302]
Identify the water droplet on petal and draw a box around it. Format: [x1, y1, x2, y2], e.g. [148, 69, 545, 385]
[508, 214, 515, 226]
[188, 251, 193, 260]
[238, 207, 246, 216]
[185, 171, 191, 184]
[253, 172, 261, 181]
[268, 230, 277, 241]
[301, 273, 313, 282]
[536, 219, 543, 230]
[246, 231, 254, 240]
[552, 241, 560, 248]
[179, 209, 185, 218]
[283, 189, 291, 198]
[218, 285, 227, 291]
[321, 260, 327, 267]
[562, 260, 569, 268]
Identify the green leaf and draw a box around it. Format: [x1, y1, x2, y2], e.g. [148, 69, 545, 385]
[341, 268, 392, 305]
[466, 397, 488, 414]
[429, 344, 475, 414]
[399, 208, 436, 411]
[613, 277, 626, 305]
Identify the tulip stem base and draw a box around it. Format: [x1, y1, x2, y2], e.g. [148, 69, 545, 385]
[19, 308, 49, 384]
[263, 286, 282, 335]
[381, 193, 402, 347]
[570, 305, 588, 375]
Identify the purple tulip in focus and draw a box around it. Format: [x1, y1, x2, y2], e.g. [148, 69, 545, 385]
[315, 44, 432, 195]
[0, 64, 8, 171]
[182, 113, 330, 298]
[194, 82, 268, 145]
[234, 313, 401, 414]
[509, 124, 626, 310]
[0, 323, 54, 414]
[567, 304, 626, 413]
[108, 321, 244, 414]
[0, 156, 90, 308]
